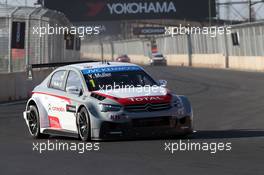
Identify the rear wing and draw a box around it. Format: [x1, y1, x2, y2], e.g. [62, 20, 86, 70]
[26, 60, 96, 80]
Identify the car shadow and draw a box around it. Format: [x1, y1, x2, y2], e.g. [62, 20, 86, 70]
[191, 129, 264, 140]
[102, 129, 264, 142]
[42, 129, 264, 142]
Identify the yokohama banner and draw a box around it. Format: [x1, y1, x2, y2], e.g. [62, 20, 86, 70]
[45, 0, 216, 21]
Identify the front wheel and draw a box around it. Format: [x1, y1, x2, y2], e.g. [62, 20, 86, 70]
[77, 107, 91, 141]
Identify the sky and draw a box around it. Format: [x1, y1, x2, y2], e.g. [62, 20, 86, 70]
[0, 0, 263, 21]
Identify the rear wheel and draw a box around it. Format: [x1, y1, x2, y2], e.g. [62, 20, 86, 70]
[28, 105, 48, 139]
[77, 107, 91, 141]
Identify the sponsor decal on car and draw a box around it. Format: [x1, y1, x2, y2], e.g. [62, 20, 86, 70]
[82, 66, 142, 75]
[94, 92, 172, 105]
[66, 104, 77, 113]
[94, 72, 112, 78]
[48, 104, 65, 112]
[128, 96, 164, 102]
[48, 116, 61, 128]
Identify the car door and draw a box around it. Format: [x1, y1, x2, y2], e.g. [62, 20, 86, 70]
[63, 70, 85, 132]
[43, 70, 70, 130]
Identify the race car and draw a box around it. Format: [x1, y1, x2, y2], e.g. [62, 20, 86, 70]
[23, 62, 193, 141]
[116, 54, 131, 63]
[150, 53, 167, 66]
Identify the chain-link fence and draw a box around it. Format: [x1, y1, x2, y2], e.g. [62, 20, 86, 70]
[0, 6, 80, 73]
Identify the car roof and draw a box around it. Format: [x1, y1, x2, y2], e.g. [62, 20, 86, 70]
[62, 61, 141, 71]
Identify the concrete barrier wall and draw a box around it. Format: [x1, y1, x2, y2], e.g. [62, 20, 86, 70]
[192, 54, 226, 69]
[166, 55, 189, 66]
[229, 56, 264, 72]
[81, 52, 264, 72]
[158, 54, 226, 69]
[0, 69, 52, 102]
[82, 53, 149, 65]
[127, 55, 150, 65]
[81, 52, 225, 68]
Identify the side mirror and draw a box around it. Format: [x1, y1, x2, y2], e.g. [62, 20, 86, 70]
[158, 80, 167, 87]
[66, 86, 82, 96]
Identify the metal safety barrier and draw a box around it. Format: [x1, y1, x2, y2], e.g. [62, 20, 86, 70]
[0, 6, 80, 73]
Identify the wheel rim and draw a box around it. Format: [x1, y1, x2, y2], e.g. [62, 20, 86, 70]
[79, 112, 88, 138]
[28, 110, 38, 135]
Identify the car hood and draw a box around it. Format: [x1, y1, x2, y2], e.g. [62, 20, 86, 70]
[93, 86, 171, 105]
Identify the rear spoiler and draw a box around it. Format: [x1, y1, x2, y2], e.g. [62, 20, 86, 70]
[31, 60, 97, 68]
[26, 60, 97, 80]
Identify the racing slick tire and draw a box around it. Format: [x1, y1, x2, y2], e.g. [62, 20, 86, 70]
[28, 105, 48, 139]
[77, 107, 91, 141]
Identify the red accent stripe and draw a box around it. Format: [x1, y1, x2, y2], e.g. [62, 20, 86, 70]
[48, 116, 61, 129]
[94, 92, 172, 105]
[32, 92, 71, 104]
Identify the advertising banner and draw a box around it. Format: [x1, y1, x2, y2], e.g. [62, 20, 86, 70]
[11, 21, 25, 49]
[45, 0, 216, 21]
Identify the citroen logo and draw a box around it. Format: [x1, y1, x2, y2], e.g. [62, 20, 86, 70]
[145, 104, 153, 112]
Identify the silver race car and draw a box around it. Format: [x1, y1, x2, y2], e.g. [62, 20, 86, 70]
[23, 62, 193, 140]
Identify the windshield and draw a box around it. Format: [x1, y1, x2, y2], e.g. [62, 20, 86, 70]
[153, 54, 163, 58]
[83, 70, 157, 91]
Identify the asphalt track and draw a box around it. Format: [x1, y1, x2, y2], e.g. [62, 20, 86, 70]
[0, 66, 264, 175]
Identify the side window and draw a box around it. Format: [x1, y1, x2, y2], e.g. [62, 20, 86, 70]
[66, 71, 83, 90]
[142, 75, 153, 86]
[49, 71, 66, 90]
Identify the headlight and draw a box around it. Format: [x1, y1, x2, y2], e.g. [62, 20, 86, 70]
[99, 103, 122, 112]
[173, 98, 185, 115]
[173, 98, 183, 108]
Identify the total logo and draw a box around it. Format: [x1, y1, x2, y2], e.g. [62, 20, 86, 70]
[48, 104, 65, 112]
[128, 96, 164, 102]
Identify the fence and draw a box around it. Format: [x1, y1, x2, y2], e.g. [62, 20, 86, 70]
[155, 22, 264, 57]
[0, 6, 80, 73]
[228, 22, 264, 56]
[81, 39, 151, 60]
[81, 21, 264, 66]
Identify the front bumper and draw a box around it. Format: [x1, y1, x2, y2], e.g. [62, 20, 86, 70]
[151, 59, 167, 65]
[92, 116, 193, 140]
[23, 111, 29, 127]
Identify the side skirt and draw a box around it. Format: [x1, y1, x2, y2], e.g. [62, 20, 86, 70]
[42, 128, 79, 138]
